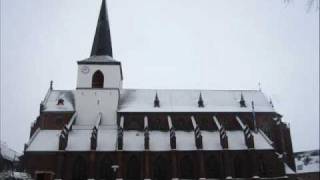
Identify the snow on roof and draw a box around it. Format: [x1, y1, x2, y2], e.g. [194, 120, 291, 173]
[42, 90, 75, 112]
[96, 128, 117, 151]
[118, 89, 274, 113]
[26, 129, 273, 152]
[284, 163, 296, 174]
[227, 130, 273, 150]
[78, 55, 120, 64]
[123, 131, 144, 151]
[26, 130, 60, 151]
[66, 130, 91, 151]
[149, 131, 170, 151]
[0, 142, 21, 161]
[202, 131, 222, 150]
[175, 131, 196, 151]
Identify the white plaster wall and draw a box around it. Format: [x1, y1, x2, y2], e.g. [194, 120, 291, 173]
[74, 89, 119, 125]
[77, 64, 122, 88]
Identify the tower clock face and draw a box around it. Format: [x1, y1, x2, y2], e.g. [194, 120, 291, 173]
[81, 65, 90, 74]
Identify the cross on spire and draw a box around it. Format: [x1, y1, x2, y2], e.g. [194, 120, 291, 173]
[90, 0, 113, 57]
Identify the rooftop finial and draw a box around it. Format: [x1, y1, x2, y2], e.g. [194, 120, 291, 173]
[258, 82, 262, 91]
[50, 80, 53, 90]
[90, 0, 113, 57]
[269, 98, 274, 108]
[154, 92, 160, 107]
[239, 92, 246, 107]
[198, 93, 204, 108]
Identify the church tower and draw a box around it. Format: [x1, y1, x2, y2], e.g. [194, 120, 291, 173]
[75, 0, 122, 125]
[76, 0, 122, 89]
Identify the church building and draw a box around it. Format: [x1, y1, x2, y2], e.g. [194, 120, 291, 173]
[24, 0, 297, 179]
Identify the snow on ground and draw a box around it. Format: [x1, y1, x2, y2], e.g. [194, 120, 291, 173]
[295, 150, 320, 173]
[0, 142, 21, 161]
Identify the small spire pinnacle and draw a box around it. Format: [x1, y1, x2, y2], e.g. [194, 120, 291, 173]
[269, 98, 274, 108]
[198, 93, 204, 108]
[50, 80, 53, 90]
[239, 92, 246, 107]
[258, 82, 262, 91]
[154, 92, 160, 107]
[91, 0, 113, 57]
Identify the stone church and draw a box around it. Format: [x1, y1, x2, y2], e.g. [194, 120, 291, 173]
[24, 0, 297, 179]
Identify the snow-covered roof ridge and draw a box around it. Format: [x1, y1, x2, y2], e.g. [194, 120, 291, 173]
[42, 90, 75, 112]
[118, 89, 275, 113]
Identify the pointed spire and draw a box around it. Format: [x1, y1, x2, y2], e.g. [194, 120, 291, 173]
[269, 98, 274, 108]
[154, 92, 160, 107]
[91, 0, 113, 57]
[239, 92, 246, 107]
[50, 80, 53, 90]
[198, 93, 204, 108]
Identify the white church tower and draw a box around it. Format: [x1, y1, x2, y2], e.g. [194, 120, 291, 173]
[75, 0, 122, 126]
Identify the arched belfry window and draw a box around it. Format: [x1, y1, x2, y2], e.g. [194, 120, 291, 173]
[92, 70, 104, 88]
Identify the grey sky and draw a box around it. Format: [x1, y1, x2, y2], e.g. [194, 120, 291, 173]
[1, 0, 319, 153]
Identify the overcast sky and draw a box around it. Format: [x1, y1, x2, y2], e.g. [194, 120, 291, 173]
[1, 0, 319, 153]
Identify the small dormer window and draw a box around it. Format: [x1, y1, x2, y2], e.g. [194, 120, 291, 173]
[57, 98, 64, 105]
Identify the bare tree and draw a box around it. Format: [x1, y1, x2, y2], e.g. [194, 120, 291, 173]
[284, 0, 319, 11]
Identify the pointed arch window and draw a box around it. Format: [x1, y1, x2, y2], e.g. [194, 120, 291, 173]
[153, 156, 169, 180]
[180, 155, 194, 179]
[205, 155, 221, 178]
[126, 155, 140, 180]
[72, 156, 87, 180]
[99, 156, 114, 180]
[92, 70, 104, 88]
[234, 155, 246, 178]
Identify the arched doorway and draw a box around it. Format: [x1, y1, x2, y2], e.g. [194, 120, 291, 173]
[153, 156, 169, 180]
[180, 155, 194, 179]
[99, 156, 114, 180]
[205, 155, 221, 178]
[92, 70, 104, 88]
[72, 156, 87, 180]
[126, 155, 140, 180]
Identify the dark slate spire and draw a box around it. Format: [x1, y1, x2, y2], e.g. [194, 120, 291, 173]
[90, 0, 113, 57]
[154, 92, 160, 107]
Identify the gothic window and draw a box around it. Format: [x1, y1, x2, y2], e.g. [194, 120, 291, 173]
[153, 156, 169, 180]
[99, 156, 114, 180]
[259, 156, 268, 177]
[92, 70, 104, 88]
[233, 156, 245, 178]
[205, 156, 221, 178]
[180, 155, 194, 179]
[72, 156, 87, 180]
[126, 155, 140, 180]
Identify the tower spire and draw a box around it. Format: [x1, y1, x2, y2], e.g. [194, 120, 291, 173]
[90, 0, 113, 57]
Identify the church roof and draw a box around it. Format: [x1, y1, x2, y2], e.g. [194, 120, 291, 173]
[90, 0, 113, 57]
[40, 89, 273, 113]
[77, 55, 120, 65]
[25, 128, 273, 152]
[118, 89, 274, 113]
[41, 90, 74, 112]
